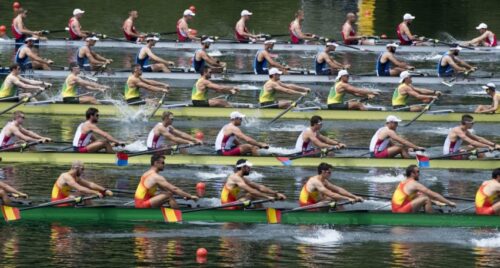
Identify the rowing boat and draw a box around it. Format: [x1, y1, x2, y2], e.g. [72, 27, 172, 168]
[0, 152, 496, 170]
[7, 206, 499, 227]
[1, 38, 499, 54]
[3, 103, 499, 123]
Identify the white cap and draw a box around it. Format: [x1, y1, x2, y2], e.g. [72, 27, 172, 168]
[269, 68, 283, 76]
[85, 36, 99, 41]
[399, 71, 411, 83]
[236, 160, 253, 168]
[336, 70, 349, 81]
[73, 9, 85, 16]
[476, 23, 488, 30]
[482, 82, 496, 90]
[326, 42, 339, 47]
[264, 39, 276, 45]
[241, 10, 253, 16]
[146, 36, 160, 42]
[387, 43, 399, 48]
[230, 111, 246, 119]
[183, 9, 195, 16]
[403, 13, 415, 20]
[25, 37, 38, 42]
[386, 115, 402, 123]
[449, 46, 462, 51]
[201, 38, 214, 44]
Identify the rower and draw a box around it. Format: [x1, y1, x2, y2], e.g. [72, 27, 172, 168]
[192, 37, 226, 73]
[136, 35, 174, 72]
[475, 83, 500, 114]
[314, 42, 350, 75]
[376, 43, 414, 76]
[15, 37, 53, 71]
[259, 68, 310, 108]
[214, 111, 269, 156]
[235, 10, 259, 43]
[125, 64, 169, 105]
[253, 40, 289, 75]
[392, 71, 441, 111]
[443, 114, 500, 159]
[0, 181, 28, 205]
[295, 115, 346, 153]
[11, 8, 42, 46]
[299, 162, 363, 207]
[369, 115, 424, 158]
[68, 8, 89, 40]
[122, 10, 144, 42]
[191, 68, 239, 107]
[392, 165, 456, 213]
[72, 107, 125, 153]
[0, 63, 49, 102]
[465, 23, 497, 47]
[437, 46, 477, 77]
[475, 168, 500, 215]
[61, 62, 110, 104]
[396, 13, 425, 45]
[51, 161, 113, 204]
[221, 159, 286, 209]
[135, 154, 199, 208]
[289, 10, 317, 44]
[0, 111, 51, 150]
[146, 111, 202, 150]
[341, 12, 375, 45]
[76, 36, 113, 71]
[176, 9, 198, 42]
[327, 70, 379, 110]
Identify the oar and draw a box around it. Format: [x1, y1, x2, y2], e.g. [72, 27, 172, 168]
[353, 193, 392, 200]
[109, 189, 135, 195]
[441, 70, 476, 87]
[0, 90, 45, 116]
[0, 140, 43, 152]
[430, 148, 490, 160]
[442, 196, 474, 202]
[116, 143, 199, 166]
[268, 95, 305, 125]
[275, 147, 336, 166]
[322, 37, 373, 52]
[41, 28, 69, 34]
[148, 93, 167, 120]
[266, 200, 352, 224]
[158, 31, 178, 36]
[401, 98, 438, 127]
[425, 38, 477, 51]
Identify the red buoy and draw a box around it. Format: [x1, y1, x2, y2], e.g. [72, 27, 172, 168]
[0, 25, 6, 32]
[194, 131, 204, 140]
[196, 248, 207, 257]
[196, 182, 206, 197]
[13, 2, 21, 9]
[189, 5, 196, 13]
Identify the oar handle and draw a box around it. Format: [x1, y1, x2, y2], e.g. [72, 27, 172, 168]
[20, 195, 99, 211]
[183, 199, 273, 213]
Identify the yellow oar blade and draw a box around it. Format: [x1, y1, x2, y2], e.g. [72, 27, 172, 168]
[266, 208, 281, 224]
[161, 207, 183, 223]
[1, 205, 21, 222]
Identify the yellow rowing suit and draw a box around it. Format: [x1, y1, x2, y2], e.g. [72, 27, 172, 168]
[391, 179, 417, 213]
[259, 80, 275, 104]
[299, 184, 320, 206]
[392, 83, 409, 106]
[475, 181, 498, 215]
[51, 181, 72, 205]
[61, 75, 77, 98]
[327, 81, 346, 105]
[191, 78, 207, 101]
[0, 80, 18, 98]
[124, 75, 140, 101]
[495, 93, 500, 113]
[134, 170, 158, 208]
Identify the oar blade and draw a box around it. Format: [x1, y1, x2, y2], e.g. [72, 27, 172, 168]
[266, 207, 282, 224]
[116, 152, 129, 166]
[161, 207, 183, 223]
[1, 205, 21, 222]
[416, 153, 430, 168]
[275, 156, 292, 166]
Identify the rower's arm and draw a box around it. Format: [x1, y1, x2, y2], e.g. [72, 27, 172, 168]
[65, 177, 101, 196]
[205, 81, 236, 94]
[232, 128, 264, 147]
[159, 128, 192, 144]
[78, 179, 106, 192]
[317, 134, 341, 146]
[309, 134, 335, 148]
[135, 80, 168, 93]
[414, 183, 455, 206]
[263, 53, 287, 70]
[14, 79, 44, 91]
[123, 20, 139, 38]
[388, 54, 410, 68]
[0, 181, 24, 196]
[236, 177, 274, 199]
[83, 50, 105, 65]
[200, 52, 221, 67]
[468, 32, 489, 45]
[24, 50, 51, 65]
[342, 26, 359, 42]
[324, 56, 345, 70]
[315, 182, 351, 201]
[278, 81, 310, 93]
[413, 86, 437, 96]
[157, 177, 194, 199]
[75, 77, 105, 91]
[88, 125, 121, 144]
[328, 183, 358, 200]
[481, 97, 499, 113]
[18, 126, 44, 140]
[406, 87, 435, 101]
[402, 27, 416, 40]
[453, 57, 473, 70]
[90, 51, 109, 62]
[70, 21, 84, 38]
[387, 131, 420, 149]
[170, 127, 198, 143]
[236, 23, 255, 39]
[11, 127, 39, 142]
[146, 50, 172, 66]
[460, 131, 494, 147]
[140, 77, 169, 88]
[271, 83, 303, 95]
[344, 83, 377, 97]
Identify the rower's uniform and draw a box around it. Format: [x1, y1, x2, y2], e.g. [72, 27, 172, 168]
[341, 26, 357, 45]
[124, 75, 144, 105]
[253, 50, 268, 74]
[68, 17, 82, 40]
[369, 127, 391, 158]
[295, 128, 317, 152]
[314, 52, 331, 75]
[215, 124, 241, 156]
[146, 123, 173, 149]
[11, 18, 26, 44]
[192, 49, 206, 73]
[76, 46, 91, 71]
[443, 132, 464, 160]
[259, 80, 276, 107]
[220, 184, 240, 209]
[475, 181, 498, 215]
[0, 122, 17, 149]
[391, 179, 417, 213]
[289, 20, 303, 44]
[61, 75, 80, 103]
[134, 169, 157, 208]
[72, 123, 92, 153]
[191, 77, 209, 107]
[135, 47, 152, 72]
[235, 25, 250, 43]
[176, 19, 190, 42]
[376, 52, 391, 76]
[392, 83, 409, 109]
[437, 52, 454, 77]
[299, 184, 320, 206]
[123, 22, 138, 42]
[485, 33, 497, 47]
[51, 180, 72, 205]
[0, 78, 19, 101]
[396, 23, 413, 45]
[15, 45, 32, 71]
[327, 81, 347, 110]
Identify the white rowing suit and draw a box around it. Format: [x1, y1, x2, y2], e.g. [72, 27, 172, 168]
[295, 127, 316, 152]
[0, 122, 16, 148]
[72, 123, 93, 148]
[443, 133, 463, 154]
[146, 124, 173, 149]
[215, 124, 236, 151]
[369, 127, 390, 153]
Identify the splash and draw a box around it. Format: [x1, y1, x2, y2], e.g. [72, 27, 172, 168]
[269, 124, 306, 132]
[421, 127, 451, 135]
[361, 173, 405, 183]
[265, 146, 299, 155]
[471, 234, 500, 248]
[295, 229, 343, 245]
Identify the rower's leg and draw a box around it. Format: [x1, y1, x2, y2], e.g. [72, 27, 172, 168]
[149, 193, 173, 208]
[85, 140, 111, 153]
[387, 145, 404, 158]
[278, 100, 292, 109]
[79, 96, 99, 105]
[410, 195, 432, 213]
[0, 189, 10, 205]
[410, 106, 424, 112]
[390, 68, 404, 77]
[208, 99, 230, 107]
[474, 105, 489, 113]
[348, 101, 364, 111]
[493, 202, 500, 215]
[239, 144, 259, 156]
[153, 63, 170, 73]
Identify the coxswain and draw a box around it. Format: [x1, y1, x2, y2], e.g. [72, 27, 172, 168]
[176, 9, 198, 42]
[259, 68, 310, 108]
[15, 37, 53, 71]
[443, 114, 499, 159]
[0, 181, 28, 205]
[76, 36, 113, 71]
[392, 71, 441, 111]
[392, 165, 456, 213]
[396, 13, 425, 45]
[125, 64, 169, 105]
[0, 111, 51, 150]
[289, 10, 317, 44]
[299, 163, 363, 207]
[253, 40, 289, 74]
[341, 13, 375, 45]
[295, 115, 346, 153]
[51, 161, 113, 204]
[122, 10, 144, 42]
[192, 37, 226, 73]
[327, 70, 379, 110]
[214, 111, 269, 156]
[61, 62, 109, 104]
[475, 168, 500, 215]
[465, 23, 497, 47]
[314, 42, 350, 75]
[191, 68, 239, 107]
[136, 35, 174, 72]
[135, 155, 199, 208]
[376, 43, 414, 76]
[0, 63, 49, 102]
[369, 115, 425, 158]
[146, 111, 202, 150]
[11, 8, 42, 45]
[72, 107, 125, 153]
[68, 9, 89, 40]
[437, 46, 477, 77]
[221, 159, 286, 209]
[475, 83, 500, 114]
[235, 10, 259, 43]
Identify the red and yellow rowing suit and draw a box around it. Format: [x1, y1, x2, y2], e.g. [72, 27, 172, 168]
[391, 179, 417, 213]
[220, 184, 240, 210]
[475, 181, 498, 215]
[51, 182, 72, 206]
[135, 170, 158, 208]
[299, 184, 320, 206]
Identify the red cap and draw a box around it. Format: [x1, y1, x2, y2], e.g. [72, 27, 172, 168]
[0, 25, 6, 32]
[13, 2, 21, 9]
[189, 5, 196, 12]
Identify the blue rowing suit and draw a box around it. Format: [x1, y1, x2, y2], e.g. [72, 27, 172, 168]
[253, 50, 268, 74]
[76, 46, 91, 71]
[192, 49, 206, 73]
[135, 47, 153, 72]
[437, 52, 454, 77]
[314, 52, 330, 75]
[376, 52, 391, 76]
[15, 45, 33, 71]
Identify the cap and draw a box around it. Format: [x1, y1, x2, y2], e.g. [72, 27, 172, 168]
[326, 42, 339, 47]
[241, 10, 253, 16]
[387, 43, 399, 48]
[449, 46, 462, 51]
[386, 115, 402, 123]
[145, 36, 160, 42]
[201, 37, 214, 44]
[403, 13, 415, 20]
[482, 82, 496, 90]
[269, 68, 283, 76]
[264, 39, 276, 45]
[73, 8, 85, 16]
[230, 111, 246, 119]
[399, 71, 411, 83]
[476, 23, 488, 30]
[24, 36, 38, 42]
[236, 159, 253, 168]
[183, 9, 195, 16]
[336, 70, 349, 81]
[85, 36, 99, 41]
